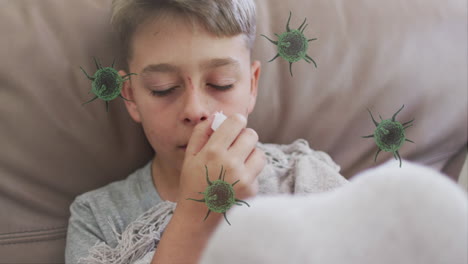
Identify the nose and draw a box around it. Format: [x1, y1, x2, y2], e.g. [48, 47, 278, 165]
[181, 88, 209, 126]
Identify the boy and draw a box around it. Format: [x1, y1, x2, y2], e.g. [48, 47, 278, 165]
[65, 1, 347, 263]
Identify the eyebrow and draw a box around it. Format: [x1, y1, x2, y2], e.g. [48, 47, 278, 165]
[141, 63, 179, 75]
[140, 57, 240, 75]
[200, 57, 240, 70]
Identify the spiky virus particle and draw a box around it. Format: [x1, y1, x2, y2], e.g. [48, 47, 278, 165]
[186, 165, 250, 226]
[260, 11, 317, 77]
[362, 105, 415, 167]
[80, 57, 137, 112]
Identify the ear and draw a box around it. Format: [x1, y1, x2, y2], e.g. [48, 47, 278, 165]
[247, 60, 261, 115]
[119, 70, 142, 123]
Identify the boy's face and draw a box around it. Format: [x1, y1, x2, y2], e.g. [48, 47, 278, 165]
[120, 15, 261, 171]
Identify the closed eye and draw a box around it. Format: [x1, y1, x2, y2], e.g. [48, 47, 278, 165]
[150, 84, 232, 96]
[208, 84, 233, 91]
[150, 86, 178, 97]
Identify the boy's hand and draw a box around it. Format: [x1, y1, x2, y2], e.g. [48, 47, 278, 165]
[178, 113, 266, 213]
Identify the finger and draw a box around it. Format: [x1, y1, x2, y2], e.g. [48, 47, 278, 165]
[228, 128, 259, 163]
[185, 115, 215, 156]
[245, 147, 266, 179]
[251, 178, 259, 196]
[207, 113, 247, 150]
[235, 178, 259, 200]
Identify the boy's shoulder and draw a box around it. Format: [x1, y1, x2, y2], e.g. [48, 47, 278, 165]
[70, 160, 161, 233]
[66, 161, 162, 251]
[75, 161, 157, 205]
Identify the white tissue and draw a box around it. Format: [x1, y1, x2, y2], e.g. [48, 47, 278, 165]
[211, 111, 227, 131]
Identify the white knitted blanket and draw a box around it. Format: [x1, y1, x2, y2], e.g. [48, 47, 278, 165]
[78, 139, 348, 264]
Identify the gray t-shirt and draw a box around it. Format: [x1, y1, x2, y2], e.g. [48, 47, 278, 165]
[65, 161, 160, 263]
[65, 139, 347, 264]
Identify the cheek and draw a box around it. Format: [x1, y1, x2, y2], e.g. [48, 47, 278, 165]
[136, 101, 177, 148]
[143, 119, 175, 151]
[134, 86, 175, 116]
[218, 86, 252, 113]
[233, 79, 253, 101]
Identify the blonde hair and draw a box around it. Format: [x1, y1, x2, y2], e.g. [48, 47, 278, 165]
[111, 0, 256, 72]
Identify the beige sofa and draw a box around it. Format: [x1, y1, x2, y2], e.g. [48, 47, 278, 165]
[0, 0, 466, 263]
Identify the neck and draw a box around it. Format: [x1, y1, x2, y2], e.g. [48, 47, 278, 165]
[151, 156, 182, 202]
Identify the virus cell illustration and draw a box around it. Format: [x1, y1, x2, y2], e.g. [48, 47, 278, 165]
[80, 57, 137, 112]
[260, 11, 317, 77]
[362, 105, 415, 167]
[186, 165, 250, 226]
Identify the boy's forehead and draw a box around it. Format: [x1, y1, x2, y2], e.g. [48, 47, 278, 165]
[140, 57, 241, 75]
[139, 13, 201, 36]
[136, 14, 249, 48]
[131, 16, 251, 73]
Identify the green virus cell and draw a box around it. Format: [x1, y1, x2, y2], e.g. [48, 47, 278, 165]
[362, 105, 415, 168]
[80, 57, 137, 112]
[186, 165, 250, 226]
[260, 11, 317, 77]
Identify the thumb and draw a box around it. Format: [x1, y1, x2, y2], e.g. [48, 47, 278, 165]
[185, 115, 215, 157]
